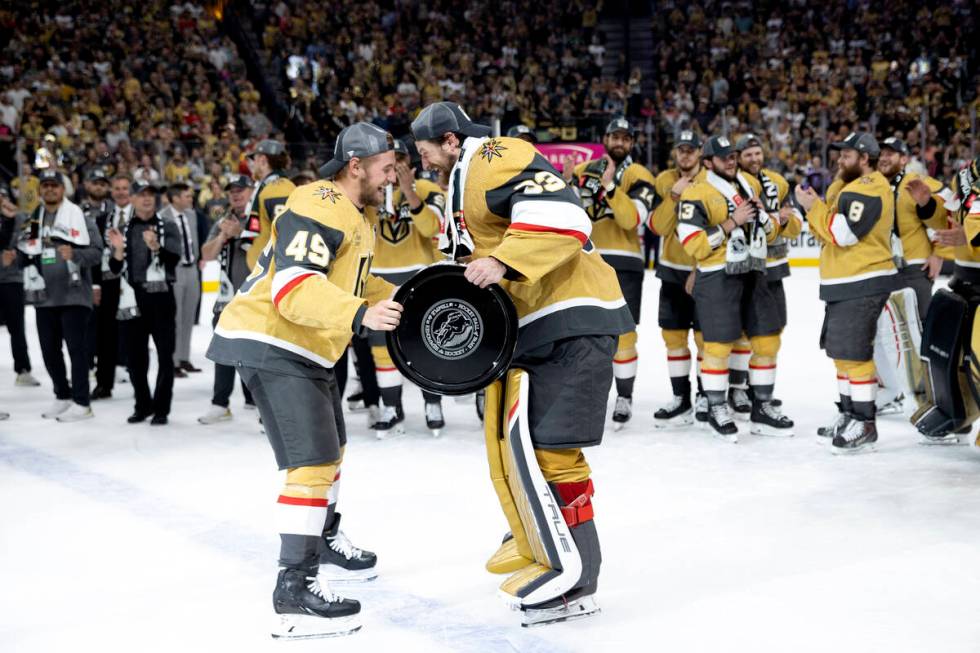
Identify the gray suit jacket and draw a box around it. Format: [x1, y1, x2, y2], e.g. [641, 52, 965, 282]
[160, 204, 201, 264]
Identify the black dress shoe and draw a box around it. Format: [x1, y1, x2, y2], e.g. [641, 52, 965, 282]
[151, 415, 168, 425]
[174, 368, 188, 379]
[127, 412, 151, 424]
[180, 361, 202, 373]
[91, 386, 113, 400]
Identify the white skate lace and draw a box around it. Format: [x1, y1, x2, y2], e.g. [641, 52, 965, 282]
[306, 574, 340, 603]
[731, 388, 750, 408]
[761, 402, 786, 420]
[710, 403, 734, 425]
[425, 403, 443, 421]
[614, 396, 631, 414]
[825, 412, 849, 433]
[839, 420, 865, 443]
[659, 396, 684, 412]
[379, 405, 397, 423]
[328, 530, 364, 561]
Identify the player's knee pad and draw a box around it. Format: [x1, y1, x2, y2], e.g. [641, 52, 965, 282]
[702, 341, 733, 392]
[371, 344, 402, 389]
[662, 328, 689, 351]
[835, 359, 875, 382]
[488, 369, 593, 607]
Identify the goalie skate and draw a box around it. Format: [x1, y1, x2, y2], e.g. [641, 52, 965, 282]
[520, 595, 601, 628]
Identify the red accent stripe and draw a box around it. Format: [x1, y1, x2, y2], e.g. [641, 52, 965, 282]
[850, 379, 877, 385]
[667, 355, 692, 361]
[749, 364, 777, 370]
[273, 272, 316, 308]
[334, 472, 341, 481]
[634, 210, 641, 227]
[702, 368, 729, 375]
[732, 349, 752, 355]
[277, 495, 328, 507]
[508, 400, 519, 422]
[508, 222, 588, 245]
[828, 214, 840, 247]
[614, 356, 638, 364]
[836, 375, 848, 380]
[375, 366, 397, 372]
[681, 230, 701, 245]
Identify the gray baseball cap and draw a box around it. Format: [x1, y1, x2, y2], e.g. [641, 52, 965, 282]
[506, 124, 537, 142]
[318, 122, 394, 179]
[605, 117, 633, 136]
[411, 102, 492, 141]
[830, 132, 880, 158]
[675, 129, 702, 149]
[38, 169, 65, 186]
[702, 135, 736, 158]
[393, 139, 409, 155]
[881, 136, 909, 156]
[247, 139, 286, 158]
[734, 133, 764, 152]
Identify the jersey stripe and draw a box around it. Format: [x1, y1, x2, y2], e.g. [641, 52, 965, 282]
[509, 222, 588, 246]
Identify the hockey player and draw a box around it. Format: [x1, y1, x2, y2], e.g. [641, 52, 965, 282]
[569, 117, 657, 429]
[412, 102, 633, 625]
[244, 139, 295, 270]
[796, 133, 898, 453]
[877, 137, 947, 320]
[506, 124, 537, 144]
[207, 123, 403, 638]
[362, 139, 447, 438]
[676, 136, 781, 442]
[734, 134, 797, 435]
[649, 130, 707, 426]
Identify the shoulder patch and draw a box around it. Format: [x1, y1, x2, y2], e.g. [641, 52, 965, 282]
[315, 185, 341, 203]
[479, 138, 508, 163]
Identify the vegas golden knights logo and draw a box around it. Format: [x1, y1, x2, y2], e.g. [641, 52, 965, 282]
[379, 214, 412, 244]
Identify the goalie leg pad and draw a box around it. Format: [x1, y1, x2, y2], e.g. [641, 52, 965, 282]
[914, 289, 971, 437]
[495, 369, 591, 608]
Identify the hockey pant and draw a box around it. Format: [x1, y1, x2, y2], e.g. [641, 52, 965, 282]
[482, 369, 600, 608]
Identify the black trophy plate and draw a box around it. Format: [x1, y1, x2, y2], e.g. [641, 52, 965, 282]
[386, 263, 518, 396]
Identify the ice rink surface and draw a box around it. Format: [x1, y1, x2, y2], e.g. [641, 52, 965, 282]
[2, 267, 979, 653]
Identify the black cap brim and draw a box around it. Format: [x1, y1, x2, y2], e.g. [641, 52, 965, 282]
[829, 141, 850, 151]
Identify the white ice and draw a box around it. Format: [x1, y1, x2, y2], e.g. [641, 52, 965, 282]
[2, 267, 980, 653]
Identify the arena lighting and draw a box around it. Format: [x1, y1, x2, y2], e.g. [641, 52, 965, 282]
[209, 0, 225, 20]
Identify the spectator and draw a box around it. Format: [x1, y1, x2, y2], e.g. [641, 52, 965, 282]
[0, 185, 39, 387]
[160, 182, 205, 377]
[107, 182, 181, 425]
[16, 170, 102, 421]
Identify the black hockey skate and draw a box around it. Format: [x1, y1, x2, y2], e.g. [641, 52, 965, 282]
[373, 404, 405, 440]
[653, 395, 693, 429]
[831, 419, 878, 454]
[708, 402, 739, 443]
[728, 387, 752, 420]
[817, 403, 851, 440]
[320, 513, 378, 582]
[749, 401, 794, 437]
[612, 396, 632, 431]
[425, 401, 445, 437]
[272, 566, 361, 639]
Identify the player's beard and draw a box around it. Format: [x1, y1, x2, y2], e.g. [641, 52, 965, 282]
[840, 160, 863, 183]
[879, 160, 901, 180]
[712, 165, 737, 183]
[359, 175, 385, 208]
[678, 161, 699, 177]
[607, 147, 629, 164]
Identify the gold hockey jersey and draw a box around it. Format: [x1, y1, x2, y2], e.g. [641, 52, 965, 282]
[459, 136, 634, 355]
[947, 167, 980, 282]
[245, 173, 296, 270]
[676, 173, 777, 273]
[364, 179, 444, 285]
[650, 167, 707, 284]
[806, 171, 898, 301]
[571, 159, 658, 272]
[889, 172, 947, 266]
[207, 180, 394, 377]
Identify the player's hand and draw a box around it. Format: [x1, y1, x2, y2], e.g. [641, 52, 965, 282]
[362, 299, 403, 331]
[600, 154, 617, 187]
[57, 244, 74, 261]
[778, 205, 794, 226]
[395, 161, 416, 192]
[561, 155, 576, 182]
[794, 185, 819, 211]
[465, 257, 506, 288]
[684, 269, 696, 296]
[905, 178, 933, 207]
[107, 227, 125, 250]
[670, 177, 691, 200]
[1, 249, 15, 267]
[93, 286, 102, 306]
[922, 254, 944, 280]
[935, 224, 967, 247]
[731, 200, 755, 226]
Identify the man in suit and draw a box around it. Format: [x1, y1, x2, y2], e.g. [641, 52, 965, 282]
[162, 182, 203, 377]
